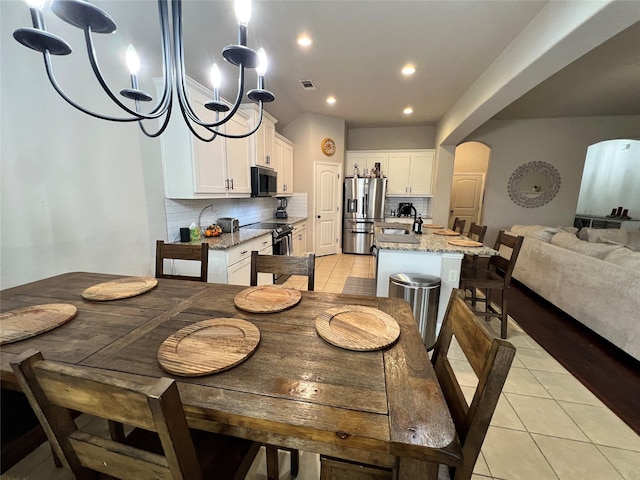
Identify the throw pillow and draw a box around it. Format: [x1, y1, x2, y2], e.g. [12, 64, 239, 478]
[557, 226, 579, 235]
[578, 227, 629, 244]
[550, 232, 623, 259]
[511, 225, 557, 243]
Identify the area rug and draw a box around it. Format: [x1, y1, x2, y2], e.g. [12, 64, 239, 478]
[342, 277, 376, 296]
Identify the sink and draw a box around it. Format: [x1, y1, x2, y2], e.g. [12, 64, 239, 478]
[382, 228, 410, 234]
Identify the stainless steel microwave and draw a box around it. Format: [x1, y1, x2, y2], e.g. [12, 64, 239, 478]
[251, 166, 277, 197]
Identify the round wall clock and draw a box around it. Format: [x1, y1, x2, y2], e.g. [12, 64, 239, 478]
[321, 137, 336, 156]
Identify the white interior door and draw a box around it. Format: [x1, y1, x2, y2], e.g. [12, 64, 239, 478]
[449, 173, 485, 231]
[315, 163, 341, 256]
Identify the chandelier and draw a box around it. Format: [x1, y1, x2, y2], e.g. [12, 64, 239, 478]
[12, 0, 275, 141]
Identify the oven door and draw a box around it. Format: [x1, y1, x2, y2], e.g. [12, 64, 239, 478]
[272, 233, 293, 284]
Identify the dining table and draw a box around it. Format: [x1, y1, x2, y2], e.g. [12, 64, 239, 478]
[0, 272, 462, 479]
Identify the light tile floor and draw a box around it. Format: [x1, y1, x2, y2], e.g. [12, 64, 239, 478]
[4, 254, 639, 480]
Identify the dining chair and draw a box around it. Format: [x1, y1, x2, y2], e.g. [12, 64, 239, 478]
[10, 350, 260, 480]
[462, 222, 488, 268]
[318, 291, 515, 480]
[250, 251, 315, 479]
[453, 217, 467, 234]
[459, 230, 524, 339]
[155, 240, 208, 282]
[430, 290, 516, 480]
[250, 251, 315, 291]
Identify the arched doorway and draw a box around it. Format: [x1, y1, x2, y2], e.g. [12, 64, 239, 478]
[448, 142, 491, 232]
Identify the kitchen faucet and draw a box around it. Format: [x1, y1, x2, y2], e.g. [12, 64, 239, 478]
[399, 203, 417, 221]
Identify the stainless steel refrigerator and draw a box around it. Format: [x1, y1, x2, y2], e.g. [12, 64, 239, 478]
[342, 176, 387, 254]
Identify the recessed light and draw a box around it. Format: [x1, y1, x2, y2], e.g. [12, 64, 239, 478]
[403, 107, 413, 115]
[326, 96, 336, 105]
[297, 34, 312, 47]
[401, 64, 416, 76]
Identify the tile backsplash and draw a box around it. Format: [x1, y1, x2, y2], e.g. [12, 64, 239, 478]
[165, 193, 309, 242]
[163, 193, 427, 242]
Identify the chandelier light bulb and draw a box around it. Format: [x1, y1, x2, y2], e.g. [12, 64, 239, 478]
[25, 0, 45, 9]
[256, 48, 268, 76]
[235, 0, 252, 26]
[210, 63, 222, 89]
[125, 45, 140, 75]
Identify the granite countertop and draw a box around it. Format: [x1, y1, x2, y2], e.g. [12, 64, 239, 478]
[174, 217, 308, 251]
[374, 222, 498, 255]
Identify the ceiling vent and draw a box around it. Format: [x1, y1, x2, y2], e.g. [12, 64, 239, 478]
[299, 79, 317, 90]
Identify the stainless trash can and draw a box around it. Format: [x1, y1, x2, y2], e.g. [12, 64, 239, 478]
[388, 273, 441, 349]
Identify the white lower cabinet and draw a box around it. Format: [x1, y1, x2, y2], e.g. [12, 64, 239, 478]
[292, 221, 308, 256]
[174, 234, 273, 285]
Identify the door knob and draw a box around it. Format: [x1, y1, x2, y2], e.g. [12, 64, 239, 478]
[316, 215, 321, 219]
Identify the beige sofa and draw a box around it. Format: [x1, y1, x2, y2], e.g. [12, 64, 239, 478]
[510, 225, 640, 361]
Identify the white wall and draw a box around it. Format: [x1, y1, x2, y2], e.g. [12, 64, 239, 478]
[1, 1, 167, 289]
[283, 113, 345, 253]
[464, 115, 640, 243]
[347, 126, 436, 150]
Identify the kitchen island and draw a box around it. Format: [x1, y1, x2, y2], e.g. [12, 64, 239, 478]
[373, 222, 498, 330]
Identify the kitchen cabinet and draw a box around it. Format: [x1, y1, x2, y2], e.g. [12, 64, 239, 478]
[240, 104, 277, 168]
[386, 150, 435, 197]
[209, 234, 273, 286]
[274, 134, 294, 195]
[292, 220, 308, 256]
[157, 77, 251, 198]
[345, 151, 388, 178]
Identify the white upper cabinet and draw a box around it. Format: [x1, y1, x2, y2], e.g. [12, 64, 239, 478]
[346, 149, 435, 197]
[240, 104, 277, 168]
[157, 77, 251, 199]
[274, 133, 294, 195]
[387, 150, 435, 196]
[224, 114, 251, 195]
[345, 151, 389, 178]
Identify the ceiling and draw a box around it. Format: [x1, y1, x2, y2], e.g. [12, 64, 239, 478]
[37, 1, 640, 130]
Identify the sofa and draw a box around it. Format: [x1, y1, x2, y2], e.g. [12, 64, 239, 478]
[509, 225, 640, 361]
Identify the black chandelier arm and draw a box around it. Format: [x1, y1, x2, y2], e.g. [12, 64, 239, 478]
[171, 0, 246, 129]
[137, 94, 175, 138]
[83, 28, 169, 120]
[145, 0, 174, 116]
[210, 103, 264, 139]
[42, 49, 144, 123]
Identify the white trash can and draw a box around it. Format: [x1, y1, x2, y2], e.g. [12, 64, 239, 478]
[388, 273, 441, 349]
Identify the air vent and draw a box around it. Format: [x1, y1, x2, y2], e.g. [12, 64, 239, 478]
[300, 79, 316, 90]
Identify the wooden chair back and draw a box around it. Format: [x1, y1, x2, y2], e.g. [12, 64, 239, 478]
[431, 291, 516, 480]
[467, 223, 487, 243]
[10, 350, 204, 480]
[489, 230, 524, 285]
[155, 240, 208, 282]
[250, 251, 316, 291]
[453, 218, 467, 234]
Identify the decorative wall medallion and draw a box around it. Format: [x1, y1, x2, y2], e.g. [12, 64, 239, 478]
[507, 161, 561, 208]
[321, 137, 336, 156]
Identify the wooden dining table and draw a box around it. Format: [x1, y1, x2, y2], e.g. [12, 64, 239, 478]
[0, 272, 462, 479]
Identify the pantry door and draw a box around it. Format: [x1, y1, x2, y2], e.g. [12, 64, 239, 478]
[314, 163, 341, 256]
[449, 173, 485, 232]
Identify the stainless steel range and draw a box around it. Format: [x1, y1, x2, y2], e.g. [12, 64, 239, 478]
[242, 222, 294, 284]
